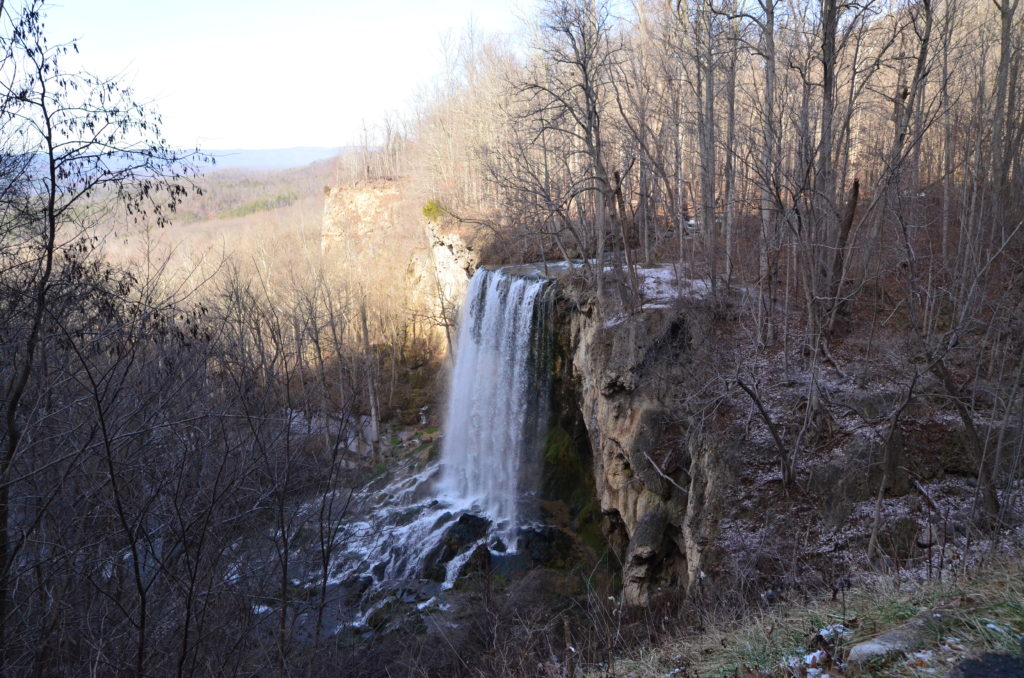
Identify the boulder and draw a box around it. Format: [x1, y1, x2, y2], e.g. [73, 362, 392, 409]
[847, 610, 947, 663]
[420, 513, 490, 581]
[948, 653, 1024, 677]
[517, 525, 579, 569]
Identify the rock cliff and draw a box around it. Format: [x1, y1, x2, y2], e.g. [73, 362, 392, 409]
[319, 182, 1017, 610]
[555, 277, 723, 606]
[321, 181, 477, 347]
[550, 267, 1006, 608]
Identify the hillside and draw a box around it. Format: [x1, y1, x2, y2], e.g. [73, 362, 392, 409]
[197, 147, 345, 172]
[2, 0, 1023, 675]
[104, 158, 339, 264]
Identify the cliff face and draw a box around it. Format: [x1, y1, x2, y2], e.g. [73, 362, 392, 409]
[321, 181, 404, 258]
[406, 223, 478, 340]
[552, 268, 1001, 609]
[321, 181, 477, 346]
[557, 284, 723, 606]
[318, 182, 1015, 609]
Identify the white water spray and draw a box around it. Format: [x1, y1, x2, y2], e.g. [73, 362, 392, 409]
[319, 267, 552, 618]
[438, 267, 551, 544]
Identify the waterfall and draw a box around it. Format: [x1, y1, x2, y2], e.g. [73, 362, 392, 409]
[320, 266, 553, 623]
[438, 267, 552, 544]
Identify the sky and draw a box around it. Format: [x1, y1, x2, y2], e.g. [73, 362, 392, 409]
[44, 0, 530, 150]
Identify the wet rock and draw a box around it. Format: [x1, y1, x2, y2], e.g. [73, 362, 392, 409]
[489, 550, 532, 578]
[429, 511, 454, 531]
[420, 513, 490, 581]
[452, 543, 491, 581]
[365, 597, 400, 631]
[517, 525, 578, 569]
[948, 652, 1024, 677]
[394, 581, 437, 604]
[343, 575, 374, 606]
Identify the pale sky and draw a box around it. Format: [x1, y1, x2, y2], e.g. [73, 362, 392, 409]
[44, 0, 529, 149]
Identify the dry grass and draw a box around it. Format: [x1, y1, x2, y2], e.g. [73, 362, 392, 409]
[597, 559, 1024, 677]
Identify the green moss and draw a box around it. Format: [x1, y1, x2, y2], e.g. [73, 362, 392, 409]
[875, 599, 920, 625]
[576, 497, 605, 553]
[422, 198, 446, 222]
[543, 425, 581, 500]
[543, 425, 607, 556]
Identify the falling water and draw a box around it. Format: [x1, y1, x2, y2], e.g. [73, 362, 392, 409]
[308, 267, 553, 625]
[437, 267, 552, 545]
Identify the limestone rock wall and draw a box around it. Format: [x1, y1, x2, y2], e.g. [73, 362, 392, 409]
[557, 281, 996, 610]
[406, 223, 478, 337]
[560, 294, 724, 606]
[320, 181, 477, 348]
[321, 181, 403, 259]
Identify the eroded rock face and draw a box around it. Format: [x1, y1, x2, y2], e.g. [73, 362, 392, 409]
[320, 181, 478, 350]
[321, 181, 403, 258]
[553, 279, 988, 608]
[405, 222, 478, 335]
[559, 294, 722, 606]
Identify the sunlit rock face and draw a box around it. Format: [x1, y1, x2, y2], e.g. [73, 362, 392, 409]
[321, 181, 403, 257]
[320, 180, 477, 352]
[405, 222, 478, 339]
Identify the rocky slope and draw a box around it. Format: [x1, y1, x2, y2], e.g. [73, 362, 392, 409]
[552, 265, 1022, 608]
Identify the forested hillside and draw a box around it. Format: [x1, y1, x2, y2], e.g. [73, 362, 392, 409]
[322, 0, 1024, 672]
[369, 0, 1023, 529]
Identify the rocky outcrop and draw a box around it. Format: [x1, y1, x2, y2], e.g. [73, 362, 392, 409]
[321, 181, 477, 349]
[420, 513, 491, 581]
[846, 609, 948, 663]
[321, 181, 404, 258]
[555, 288, 723, 606]
[549, 266, 1001, 609]
[405, 222, 478, 338]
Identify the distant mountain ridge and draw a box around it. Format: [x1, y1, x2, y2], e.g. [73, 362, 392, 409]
[198, 147, 346, 172]
[18, 147, 343, 176]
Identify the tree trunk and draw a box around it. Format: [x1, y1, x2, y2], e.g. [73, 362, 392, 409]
[697, 0, 718, 291]
[360, 301, 380, 461]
